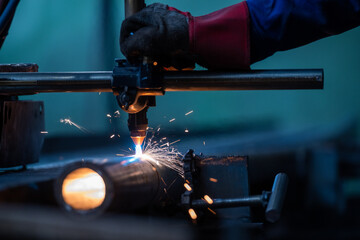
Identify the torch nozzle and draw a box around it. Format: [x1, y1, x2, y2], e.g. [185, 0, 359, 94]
[128, 108, 148, 147]
[131, 136, 145, 146]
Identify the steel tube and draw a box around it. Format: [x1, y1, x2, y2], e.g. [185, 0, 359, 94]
[55, 156, 183, 215]
[191, 195, 265, 209]
[0, 69, 323, 95]
[163, 69, 323, 91]
[124, 0, 145, 18]
[0, 71, 113, 95]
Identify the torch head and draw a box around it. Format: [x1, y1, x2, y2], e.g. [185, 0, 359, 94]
[131, 134, 146, 146]
[128, 108, 148, 146]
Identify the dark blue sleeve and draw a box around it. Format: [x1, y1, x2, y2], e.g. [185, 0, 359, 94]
[247, 0, 360, 63]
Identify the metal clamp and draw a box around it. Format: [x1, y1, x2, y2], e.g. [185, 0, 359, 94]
[180, 151, 289, 223]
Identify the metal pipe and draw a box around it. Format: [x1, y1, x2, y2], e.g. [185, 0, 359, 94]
[191, 195, 266, 209]
[0, 72, 113, 95]
[163, 69, 323, 91]
[124, 0, 145, 18]
[0, 69, 323, 95]
[55, 156, 183, 215]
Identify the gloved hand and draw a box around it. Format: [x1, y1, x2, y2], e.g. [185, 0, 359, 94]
[120, 3, 195, 70]
[120, 2, 251, 70]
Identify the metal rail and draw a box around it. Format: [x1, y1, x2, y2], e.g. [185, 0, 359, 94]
[163, 69, 323, 91]
[0, 69, 323, 95]
[0, 72, 113, 94]
[191, 195, 266, 208]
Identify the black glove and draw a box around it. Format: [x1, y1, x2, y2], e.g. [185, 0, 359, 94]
[120, 3, 195, 70]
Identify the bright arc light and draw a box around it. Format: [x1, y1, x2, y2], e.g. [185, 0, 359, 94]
[135, 145, 143, 156]
[62, 168, 106, 211]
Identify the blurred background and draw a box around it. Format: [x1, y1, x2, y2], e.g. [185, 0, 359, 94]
[1, 1, 360, 239]
[1, 0, 359, 139]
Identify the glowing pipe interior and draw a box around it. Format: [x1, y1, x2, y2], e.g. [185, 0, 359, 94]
[62, 168, 106, 211]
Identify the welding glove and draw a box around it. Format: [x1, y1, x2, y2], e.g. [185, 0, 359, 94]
[120, 2, 251, 70]
[120, 3, 195, 70]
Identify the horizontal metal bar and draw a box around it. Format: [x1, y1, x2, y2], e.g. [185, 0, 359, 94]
[0, 69, 324, 95]
[163, 69, 323, 91]
[0, 72, 113, 95]
[191, 195, 265, 209]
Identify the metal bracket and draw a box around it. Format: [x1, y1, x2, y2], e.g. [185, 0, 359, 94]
[180, 150, 289, 223]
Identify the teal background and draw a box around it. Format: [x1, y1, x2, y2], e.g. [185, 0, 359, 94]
[1, 0, 359, 138]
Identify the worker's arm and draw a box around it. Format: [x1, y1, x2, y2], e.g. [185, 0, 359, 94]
[248, 0, 360, 63]
[120, 1, 360, 70]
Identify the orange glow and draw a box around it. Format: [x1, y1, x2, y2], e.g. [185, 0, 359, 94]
[188, 208, 197, 220]
[184, 183, 192, 191]
[153, 61, 158, 66]
[207, 208, 216, 215]
[62, 168, 106, 210]
[204, 195, 213, 204]
[209, 178, 218, 183]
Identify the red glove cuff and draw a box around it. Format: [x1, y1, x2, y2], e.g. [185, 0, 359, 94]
[189, 2, 250, 70]
[167, 6, 192, 18]
[168, 3, 250, 70]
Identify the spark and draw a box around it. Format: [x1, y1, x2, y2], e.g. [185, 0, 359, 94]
[203, 141, 206, 146]
[188, 208, 197, 220]
[98, 92, 102, 95]
[204, 195, 213, 204]
[207, 208, 216, 215]
[169, 139, 181, 145]
[209, 178, 218, 183]
[116, 154, 125, 156]
[60, 118, 90, 133]
[160, 177, 167, 186]
[185, 129, 189, 133]
[184, 183, 192, 191]
[160, 142, 170, 147]
[137, 134, 184, 177]
[114, 110, 120, 117]
[110, 134, 115, 138]
[40, 131, 48, 134]
[106, 114, 112, 118]
[169, 118, 175, 123]
[167, 179, 177, 190]
[185, 110, 193, 116]
[117, 134, 121, 138]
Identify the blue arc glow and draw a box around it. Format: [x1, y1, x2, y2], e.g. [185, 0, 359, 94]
[135, 145, 143, 156]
